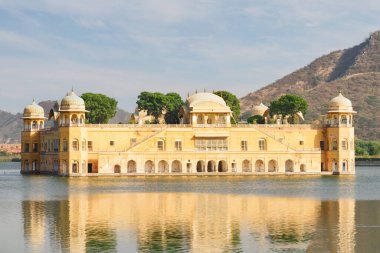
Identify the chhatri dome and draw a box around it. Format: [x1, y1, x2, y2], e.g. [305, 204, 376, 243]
[252, 102, 269, 116]
[22, 100, 45, 119]
[60, 90, 86, 112]
[184, 92, 231, 113]
[328, 92, 356, 113]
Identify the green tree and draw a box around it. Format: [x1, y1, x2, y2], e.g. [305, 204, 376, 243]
[136, 92, 167, 123]
[164, 92, 184, 124]
[213, 91, 240, 123]
[81, 93, 117, 124]
[269, 94, 308, 124]
[247, 115, 264, 124]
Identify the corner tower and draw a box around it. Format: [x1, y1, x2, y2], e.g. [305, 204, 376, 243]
[21, 100, 45, 173]
[325, 92, 356, 174]
[58, 90, 88, 175]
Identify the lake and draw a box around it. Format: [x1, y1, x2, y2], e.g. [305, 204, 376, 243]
[0, 162, 380, 253]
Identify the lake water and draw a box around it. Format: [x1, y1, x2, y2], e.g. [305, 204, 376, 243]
[1, 162, 380, 253]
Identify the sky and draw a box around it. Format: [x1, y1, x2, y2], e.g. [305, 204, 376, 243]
[0, 0, 379, 114]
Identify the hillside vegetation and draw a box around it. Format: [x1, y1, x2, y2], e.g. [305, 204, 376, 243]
[240, 31, 380, 140]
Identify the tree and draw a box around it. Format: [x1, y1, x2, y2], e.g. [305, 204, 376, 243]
[81, 93, 117, 124]
[213, 91, 240, 123]
[247, 115, 264, 124]
[269, 94, 308, 124]
[164, 92, 184, 124]
[136, 92, 166, 123]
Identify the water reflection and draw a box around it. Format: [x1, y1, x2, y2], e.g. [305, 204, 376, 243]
[21, 190, 367, 253]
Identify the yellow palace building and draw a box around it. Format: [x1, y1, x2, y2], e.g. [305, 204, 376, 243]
[21, 91, 355, 176]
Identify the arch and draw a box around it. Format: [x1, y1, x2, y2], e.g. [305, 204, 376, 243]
[158, 160, 169, 173]
[127, 160, 137, 173]
[285, 159, 294, 172]
[268, 160, 277, 172]
[71, 114, 78, 124]
[218, 160, 228, 172]
[332, 159, 338, 172]
[242, 160, 251, 172]
[207, 115, 215, 124]
[196, 160, 205, 172]
[340, 115, 347, 125]
[255, 160, 265, 172]
[197, 115, 204, 124]
[171, 160, 182, 173]
[207, 160, 216, 172]
[39, 121, 44, 129]
[32, 120, 38, 129]
[80, 115, 85, 125]
[114, 164, 121, 173]
[300, 164, 306, 172]
[145, 160, 155, 173]
[342, 160, 347, 172]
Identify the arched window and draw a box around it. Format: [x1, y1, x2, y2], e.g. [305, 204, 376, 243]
[285, 159, 294, 172]
[341, 139, 347, 150]
[145, 160, 154, 173]
[127, 160, 137, 173]
[72, 139, 79, 151]
[196, 160, 205, 172]
[242, 160, 251, 172]
[255, 160, 265, 172]
[268, 160, 277, 172]
[114, 164, 121, 173]
[158, 160, 169, 173]
[332, 139, 338, 151]
[172, 160, 182, 173]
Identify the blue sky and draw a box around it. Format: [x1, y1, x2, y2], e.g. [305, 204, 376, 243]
[0, 0, 379, 113]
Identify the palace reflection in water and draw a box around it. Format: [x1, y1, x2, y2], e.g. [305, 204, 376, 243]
[21, 182, 379, 253]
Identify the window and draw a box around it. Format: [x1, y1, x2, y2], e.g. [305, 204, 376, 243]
[63, 139, 68, 152]
[88, 141, 93, 151]
[320, 141, 325, 151]
[332, 139, 337, 151]
[195, 138, 227, 151]
[110, 141, 115, 146]
[157, 140, 164, 151]
[72, 140, 78, 151]
[299, 140, 304, 145]
[241, 140, 248, 151]
[175, 141, 182, 151]
[130, 138, 137, 146]
[341, 140, 347, 150]
[258, 139, 266, 151]
[32, 143, 38, 152]
[24, 143, 30, 153]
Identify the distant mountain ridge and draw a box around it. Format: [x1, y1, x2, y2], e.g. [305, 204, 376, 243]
[240, 31, 380, 140]
[0, 102, 132, 143]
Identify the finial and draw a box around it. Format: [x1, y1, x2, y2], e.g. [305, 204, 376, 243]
[195, 89, 198, 94]
[187, 92, 189, 98]
[204, 88, 206, 92]
[71, 86, 74, 93]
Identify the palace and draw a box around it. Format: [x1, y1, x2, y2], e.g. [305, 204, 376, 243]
[21, 91, 355, 176]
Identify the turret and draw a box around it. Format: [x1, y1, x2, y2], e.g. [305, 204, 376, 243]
[59, 90, 86, 127]
[325, 92, 356, 174]
[21, 100, 45, 173]
[58, 90, 88, 176]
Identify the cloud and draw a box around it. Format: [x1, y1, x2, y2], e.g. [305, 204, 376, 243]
[0, 29, 47, 53]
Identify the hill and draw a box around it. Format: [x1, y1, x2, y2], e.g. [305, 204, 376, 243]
[240, 31, 380, 140]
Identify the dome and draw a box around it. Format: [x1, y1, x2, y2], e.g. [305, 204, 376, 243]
[328, 92, 355, 113]
[187, 92, 227, 107]
[60, 90, 86, 111]
[184, 92, 231, 113]
[252, 102, 268, 116]
[23, 100, 45, 119]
